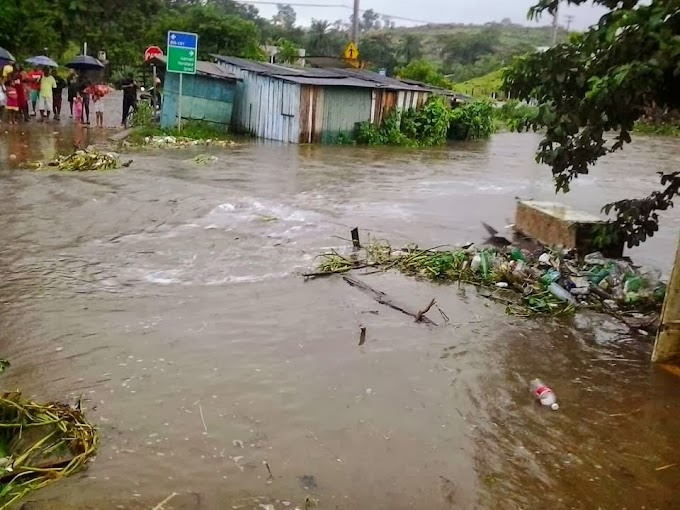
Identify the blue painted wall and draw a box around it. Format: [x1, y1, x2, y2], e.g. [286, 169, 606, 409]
[161, 73, 236, 130]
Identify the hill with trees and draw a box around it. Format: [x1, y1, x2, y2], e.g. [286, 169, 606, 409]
[1, 1, 564, 88]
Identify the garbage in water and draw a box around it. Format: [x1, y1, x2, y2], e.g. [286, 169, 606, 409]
[24, 149, 129, 172]
[190, 154, 219, 165]
[306, 233, 666, 324]
[127, 136, 238, 149]
[0, 392, 98, 508]
[530, 378, 559, 410]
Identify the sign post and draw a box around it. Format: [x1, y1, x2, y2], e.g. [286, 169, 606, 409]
[166, 31, 198, 132]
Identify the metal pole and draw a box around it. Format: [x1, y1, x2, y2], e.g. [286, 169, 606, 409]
[551, 7, 559, 46]
[178, 73, 182, 132]
[152, 65, 157, 111]
[352, 0, 360, 44]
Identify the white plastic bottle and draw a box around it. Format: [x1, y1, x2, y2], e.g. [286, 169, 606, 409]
[530, 378, 559, 410]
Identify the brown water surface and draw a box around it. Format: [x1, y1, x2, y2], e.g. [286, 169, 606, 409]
[0, 128, 679, 509]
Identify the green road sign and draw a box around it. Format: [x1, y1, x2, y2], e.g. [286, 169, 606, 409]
[167, 31, 197, 74]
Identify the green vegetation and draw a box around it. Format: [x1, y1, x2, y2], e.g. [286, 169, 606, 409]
[310, 241, 575, 317]
[354, 98, 495, 147]
[634, 122, 680, 137]
[2, 1, 560, 93]
[504, 0, 680, 248]
[495, 100, 540, 131]
[453, 69, 505, 98]
[448, 100, 496, 141]
[0, 392, 98, 509]
[128, 120, 233, 146]
[396, 60, 453, 89]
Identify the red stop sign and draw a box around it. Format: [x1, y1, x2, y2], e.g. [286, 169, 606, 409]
[144, 46, 163, 61]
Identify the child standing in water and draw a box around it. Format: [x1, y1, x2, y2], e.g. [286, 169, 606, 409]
[73, 91, 84, 124]
[5, 78, 18, 124]
[92, 88, 104, 128]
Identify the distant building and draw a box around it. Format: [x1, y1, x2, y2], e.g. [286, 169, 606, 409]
[214, 55, 448, 144]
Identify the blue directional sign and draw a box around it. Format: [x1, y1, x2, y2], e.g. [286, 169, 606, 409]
[167, 30, 198, 74]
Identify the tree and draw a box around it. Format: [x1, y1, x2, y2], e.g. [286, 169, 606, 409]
[359, 33, 399, 73]
[152, 5, 263, 60]
[360, 9, 381, 33]
[503, 0, 680, 247]
[398, 35, 423, 64]
[439, 28, 500, 68]
[276, 38, 299, 64]
[272, 4, 296, 30]
[396, 60, 453, 89]
[306, 19, 347, 57]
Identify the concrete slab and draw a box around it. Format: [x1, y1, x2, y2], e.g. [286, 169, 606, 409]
[515, 200, 623, 256]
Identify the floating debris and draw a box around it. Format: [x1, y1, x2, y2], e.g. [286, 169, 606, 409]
[190, 154, 219, 165]
[307, 237, 666, 323]
[0, 392, 98, 509]
[25, 149, 128, 172]
[131, 136, 237, 149]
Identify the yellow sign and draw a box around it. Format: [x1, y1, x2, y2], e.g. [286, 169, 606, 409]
[343, 42, 359, 61]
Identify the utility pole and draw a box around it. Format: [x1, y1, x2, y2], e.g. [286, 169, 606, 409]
[551, 6, 559, 46]
[352, 0, 360, 44]
[565, 15, 574, 33]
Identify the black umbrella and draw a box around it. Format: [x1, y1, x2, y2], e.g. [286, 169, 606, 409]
[65, 55, 104, 70]
[0, 46, 16, 63]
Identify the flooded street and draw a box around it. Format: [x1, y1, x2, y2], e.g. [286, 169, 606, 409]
[0, 128, 679, 509]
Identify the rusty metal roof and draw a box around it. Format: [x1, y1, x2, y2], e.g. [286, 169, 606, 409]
[149, 56, 240, 81]
[212, 55, 435, 92]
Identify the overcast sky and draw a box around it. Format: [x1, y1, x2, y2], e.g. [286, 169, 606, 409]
[246, 0, 608, 30]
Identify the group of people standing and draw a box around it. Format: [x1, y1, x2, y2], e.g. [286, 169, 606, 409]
[0, 64, 106, 127]
[1, 64, 64, 124]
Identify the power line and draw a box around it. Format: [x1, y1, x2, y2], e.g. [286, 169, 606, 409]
[233, 0, 434, 24]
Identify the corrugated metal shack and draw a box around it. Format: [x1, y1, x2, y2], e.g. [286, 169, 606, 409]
[213, 55, 442, 144]
[150, 56, 241, 130]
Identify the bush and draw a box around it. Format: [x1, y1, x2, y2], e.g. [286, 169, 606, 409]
[496, 99, 540, 131]
[448, 100, 496, 140]
[131, 101, 155, 128]
[355, 96, 453, 147]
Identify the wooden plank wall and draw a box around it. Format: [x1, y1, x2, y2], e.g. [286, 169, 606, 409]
[217, 63, 301, 143]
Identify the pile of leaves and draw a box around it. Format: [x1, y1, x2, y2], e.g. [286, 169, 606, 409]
[0, 392, 98, 508]
[26, 150, 125, 172]
[308, 240, 666, 320]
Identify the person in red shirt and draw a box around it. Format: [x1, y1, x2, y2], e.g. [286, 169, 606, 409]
[27, 67, 43, 116]
[14, 67, 29, 122]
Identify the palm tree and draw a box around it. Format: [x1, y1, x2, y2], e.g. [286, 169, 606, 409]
[399, 35, 422, 64]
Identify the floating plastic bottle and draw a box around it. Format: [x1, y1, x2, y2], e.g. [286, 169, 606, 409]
[530, 379, 559, 410]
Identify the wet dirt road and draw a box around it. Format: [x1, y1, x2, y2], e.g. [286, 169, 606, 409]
[0, 129, 679, 509]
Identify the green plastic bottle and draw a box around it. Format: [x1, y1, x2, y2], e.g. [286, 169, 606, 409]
[510, 248, 526, 262]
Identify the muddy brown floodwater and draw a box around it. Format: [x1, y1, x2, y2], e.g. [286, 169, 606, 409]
[0, 127, 679, 510]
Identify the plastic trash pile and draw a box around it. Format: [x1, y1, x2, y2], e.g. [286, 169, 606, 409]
[311, 241, 667, 322]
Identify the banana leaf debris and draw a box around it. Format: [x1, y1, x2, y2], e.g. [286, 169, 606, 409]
[25, 149, 131, 172]
[0, 392, 98, 509]
[306, 233, 666, 330]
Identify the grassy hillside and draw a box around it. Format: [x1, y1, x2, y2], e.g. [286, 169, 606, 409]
[361, 21, 567, 84]
[453, 69, 505, 97]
